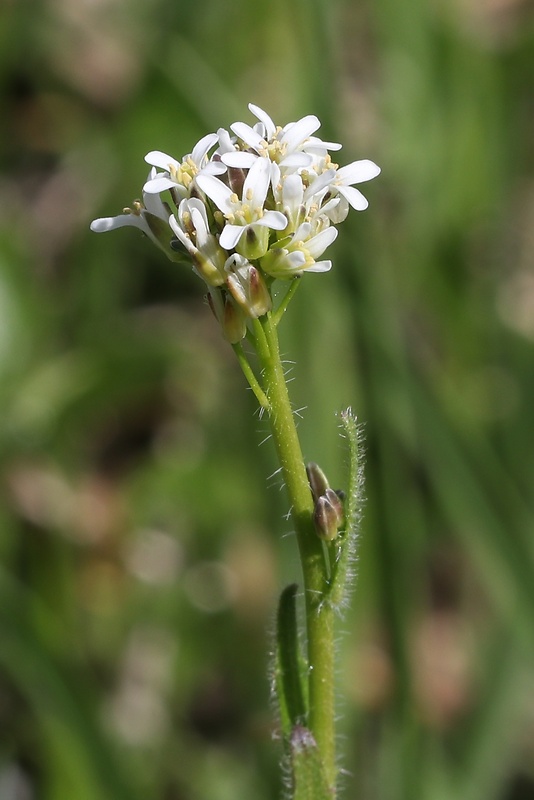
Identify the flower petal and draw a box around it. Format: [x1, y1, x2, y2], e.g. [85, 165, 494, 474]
[337, 185, 369, 211]
[90, 214, 144, 233]
[202, 160, 227, 176]
[337, 159, 381, 185]
[280, 115, 321, 150]
[231, 122, 265, 151]
[282, 174, 304, 211]
[221, 151, 258, 169]
[219, 224, 245, 250]
[249, 103, 276, 140]
[242, 157, 271, 209]
[216, 127, 236, 154]
[196, 174, 234, 214]
[190, 132, 218, 165]
[169, 214, 195, 253]
[279, 153, 314, 168]
[143, 191, 170, 219]
[144, 150, 180, 171]
[305, 226, 338, 258]
[254, 211, 288, 230]
[303, 168, 336, 201]
[143, 176, 179, 194]
[306, 136, 342, 151]
[305, 260, 332, 273]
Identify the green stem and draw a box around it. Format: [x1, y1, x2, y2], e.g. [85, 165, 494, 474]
[272, 277, 302, 327]
[232, 342, 271, 411]
[252, 313, 337, 793]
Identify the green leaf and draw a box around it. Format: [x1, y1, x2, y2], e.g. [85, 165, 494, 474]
[275, 584, 308, 737]
[326, 407, 364, 612]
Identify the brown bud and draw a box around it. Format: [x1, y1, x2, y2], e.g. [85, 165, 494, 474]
[306, 462, 330, 502]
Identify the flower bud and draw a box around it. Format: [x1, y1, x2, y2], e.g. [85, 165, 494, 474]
[313, 492, 341, 542]
[222, 296, 247, 342]
[324, 487, 345, 528]
[306, 462, 330, 502]
[193, 252, 226, 287]
[225, 255, 272, 318]
[207, 289, 247, 343]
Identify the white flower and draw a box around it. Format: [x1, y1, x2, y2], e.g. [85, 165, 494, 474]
[270, 163, 341, 235]
[221, 103, 342, 170]
[196, 157, 287, 259]
[324, 159, 381, 221]
[90, 168, 176, 258]
[169, 198, 227, 286]
[274, 171, 307, 232]
[143, 133, 226, 198]
[261, 222, 338, 278]
[90, 102, 381, 336]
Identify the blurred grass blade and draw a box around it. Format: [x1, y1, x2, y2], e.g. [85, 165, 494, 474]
[0, 571, 139, 800]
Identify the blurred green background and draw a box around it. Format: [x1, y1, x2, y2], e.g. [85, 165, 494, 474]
[1, 0, 534, 798]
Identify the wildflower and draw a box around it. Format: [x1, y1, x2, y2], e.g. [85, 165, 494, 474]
[90, 104, 380, 342]
[169, 198, 227, 286]
[143, 133, 226, 199]
[196, 157, 287, 260]
[90, 168, 178, 259]
[261, 222, 338, 278]
[222, 103, 342, 170]
[316, 159, 381, 223]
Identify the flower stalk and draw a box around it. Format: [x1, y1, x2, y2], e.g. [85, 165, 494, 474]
[255, 311, 337, 790]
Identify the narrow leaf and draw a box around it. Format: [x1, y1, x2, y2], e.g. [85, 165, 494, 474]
[327, 407, 365, 612]
[275, 584, 307, 737]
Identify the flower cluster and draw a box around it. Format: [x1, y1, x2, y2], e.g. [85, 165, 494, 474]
[91, 104, 380, 342]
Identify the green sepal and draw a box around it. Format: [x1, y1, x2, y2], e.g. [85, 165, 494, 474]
[290, 725, 333, 800]
[275, 584, 308, 737]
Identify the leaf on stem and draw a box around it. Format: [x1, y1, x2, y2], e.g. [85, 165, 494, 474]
[275, 584, 308, 737]
[326, 407, 365, 613]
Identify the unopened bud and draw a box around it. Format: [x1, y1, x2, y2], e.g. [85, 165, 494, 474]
[313, 488, 345, 542]
[313, 494, 340, 542]
[225, 257, 272, 318]
[324, 488, 344, 528]
[193, 252, 226, 287]
[247, 266, 272, 317]
[222, 296, 247, 342]
[306, 462, 330, 502]
[207, 289, 247, 343]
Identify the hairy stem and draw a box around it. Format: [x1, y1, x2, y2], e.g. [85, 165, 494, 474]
[253, 313, 337, 793]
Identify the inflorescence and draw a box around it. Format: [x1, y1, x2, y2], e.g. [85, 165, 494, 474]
[91, 103, 380, 342]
